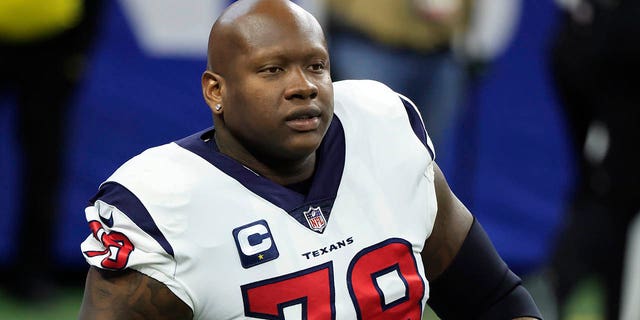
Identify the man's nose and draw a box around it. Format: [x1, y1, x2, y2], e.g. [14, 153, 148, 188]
[284, 67, 318, 100]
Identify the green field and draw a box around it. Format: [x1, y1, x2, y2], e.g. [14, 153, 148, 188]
[0, 276, 603, 320]
[0, 287, 82, 320]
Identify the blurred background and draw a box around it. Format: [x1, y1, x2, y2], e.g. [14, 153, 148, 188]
[0, 0, 638, 319]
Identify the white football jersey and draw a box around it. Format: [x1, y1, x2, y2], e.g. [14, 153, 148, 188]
[81, 80, 438, 319]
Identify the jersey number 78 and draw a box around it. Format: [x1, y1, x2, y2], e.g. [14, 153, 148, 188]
[241, 238, 425, 319]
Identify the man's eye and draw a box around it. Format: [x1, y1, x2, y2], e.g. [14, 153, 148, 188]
[262, 67, 282, 73]
[309, 63, 325, 71]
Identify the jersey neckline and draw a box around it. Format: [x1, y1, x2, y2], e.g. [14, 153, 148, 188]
[175, 116, 346, 233]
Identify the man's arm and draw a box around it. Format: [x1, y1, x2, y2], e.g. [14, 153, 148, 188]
[79, 266, 193, 320]
[421, 163, 541, 320]
[421, 163, 474, 281]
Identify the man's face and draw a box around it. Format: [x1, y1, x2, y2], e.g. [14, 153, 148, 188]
[219, 14, 333, 163]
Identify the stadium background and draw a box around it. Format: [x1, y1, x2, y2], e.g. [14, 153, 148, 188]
[0, 1, 597, 319]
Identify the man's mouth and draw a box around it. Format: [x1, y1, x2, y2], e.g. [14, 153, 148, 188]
[286, 115, 320, 132]
[286, 109, 322, 132]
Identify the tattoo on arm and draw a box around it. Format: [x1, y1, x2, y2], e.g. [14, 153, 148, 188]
[79, 267, 193, 320]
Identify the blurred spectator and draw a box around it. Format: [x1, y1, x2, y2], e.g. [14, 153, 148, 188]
[324, 0, 523, 202]
[459, 0, 521, 69]
[325, 0, 473, 151]
[547, 0, 640, 319]
[0, 0, 102, 300]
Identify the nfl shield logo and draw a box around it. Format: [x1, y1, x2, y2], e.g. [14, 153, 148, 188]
[304, 206, 327, 232]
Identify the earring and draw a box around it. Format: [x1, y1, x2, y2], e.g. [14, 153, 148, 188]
[215, 104, 222, 111]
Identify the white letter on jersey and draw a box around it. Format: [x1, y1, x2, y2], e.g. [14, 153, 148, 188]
[237, 224, 272, 256]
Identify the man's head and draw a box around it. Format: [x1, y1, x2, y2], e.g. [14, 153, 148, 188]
[202, 0, 333, 173]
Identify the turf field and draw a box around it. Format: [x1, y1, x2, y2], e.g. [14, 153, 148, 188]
[0, 276, 603, 319]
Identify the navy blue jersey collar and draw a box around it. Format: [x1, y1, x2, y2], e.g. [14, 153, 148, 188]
[175, 117, 346, 231]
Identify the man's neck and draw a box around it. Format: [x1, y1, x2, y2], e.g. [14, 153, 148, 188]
[214, 131, 316, 186]
[256, 153, 316, 186]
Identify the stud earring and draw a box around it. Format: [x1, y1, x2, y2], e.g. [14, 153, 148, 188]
[215, 104, 222, 111]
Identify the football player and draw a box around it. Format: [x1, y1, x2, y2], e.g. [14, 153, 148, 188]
[79, 0, 542, 319]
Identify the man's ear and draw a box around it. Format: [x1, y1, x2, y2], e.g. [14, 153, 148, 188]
[202, 70, 224, 113]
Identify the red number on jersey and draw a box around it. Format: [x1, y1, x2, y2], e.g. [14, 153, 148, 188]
[347, 239, 424, 319]
[83, 220, 135, 270]
[241, 238, 423, 319]
[241, 262, 334, 319]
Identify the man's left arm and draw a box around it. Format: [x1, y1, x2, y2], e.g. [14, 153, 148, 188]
[421, 163, 542, 320]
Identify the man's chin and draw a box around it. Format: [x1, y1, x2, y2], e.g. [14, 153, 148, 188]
[282, 135, 324, 159]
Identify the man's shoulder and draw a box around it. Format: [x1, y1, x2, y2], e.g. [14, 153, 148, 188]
[332, 79, 407, 119]
[116, 142, 186, 172]
[103, 131, 212, 191]
[113, 127, 213, 175]
[332, 79, 435, 159]
[333, 79, 396, 97]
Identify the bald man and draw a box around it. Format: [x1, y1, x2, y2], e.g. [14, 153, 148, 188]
[78, 1, 541, 319]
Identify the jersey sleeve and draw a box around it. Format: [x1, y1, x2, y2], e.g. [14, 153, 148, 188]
[397, 93, 436, 162]
[80, 181, 193, 310]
